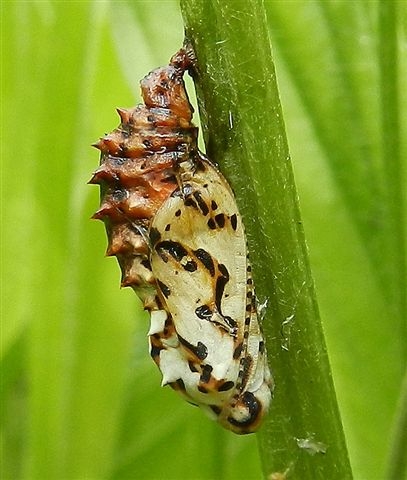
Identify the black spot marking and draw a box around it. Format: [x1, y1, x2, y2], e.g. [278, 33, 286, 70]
[150, 344, 163, 359]
[183, 259, 197, 272]
[246, 291, 253, 299]
[175, 209, 181, 217]
[165, 224, 171, 232]
[194, 248, 215, 277]
[247, 265, 252, 272]
[215, 263, 231, 324]
[149, 227, 161, 246]
[233, 342, 244, 359]
[195, 304, 212, 320]
[200, 364, 213, 384]
[188, 361, 199, 373]
[224, 315, 238, 331]
[244, 330, 250, 339]
[141, 259, 151, 270]
[218, 381, 235, 392]
[245, 316, 251, 326]
[156, 240, 188, 262]
[207, 218, 216, 229]
[231, 214, 238, 231]
[210, 405, 222, 415]
[259, 341, 265, 354]
[215, 213, 225, 228]
[246, 278, 253, 285]
[211, 200, 218, 210]
[193, 191, 209, 216]
[178, 335, 208, 360]
[184, 197, 198, 209]
[175, 378, 186, 391]
[218, 263, 229, 278]
[246, 304, 253, 312]
[161, 174, 176, 184]
[195, 159, 207, 172]
[215, 264, 230, 319]
[227, 392, 260, 428]
[215, 279, 228, 313]
[157, 280, 171, 298]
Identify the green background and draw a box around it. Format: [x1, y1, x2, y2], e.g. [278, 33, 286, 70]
[2, 2, 406, 479]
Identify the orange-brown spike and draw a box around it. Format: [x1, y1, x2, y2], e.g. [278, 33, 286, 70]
[106, 235, 127, 256]
[88, 168, 107, 185]
[88, 165, 118, 185]
[120, 273, 137, 288]
[91, 139, 104, 150]
[103, 137, 122, 154]
[117, 107, 131, 124]
[91, 204, 116, 220]
[87, 173, 99, 185]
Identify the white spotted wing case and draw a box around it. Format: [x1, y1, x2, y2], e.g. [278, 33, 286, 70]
[90, 47, 273, 434]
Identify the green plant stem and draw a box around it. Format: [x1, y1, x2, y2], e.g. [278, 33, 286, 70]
[180, 1, 352, 478]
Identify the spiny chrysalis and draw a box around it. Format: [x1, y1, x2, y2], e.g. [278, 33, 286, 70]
[90, 47, 273, 434]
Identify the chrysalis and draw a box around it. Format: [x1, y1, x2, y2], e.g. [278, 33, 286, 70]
[90, 48, 273, 434]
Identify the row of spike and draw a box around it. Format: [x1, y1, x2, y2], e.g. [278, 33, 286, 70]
[90, 108, 147, 289]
